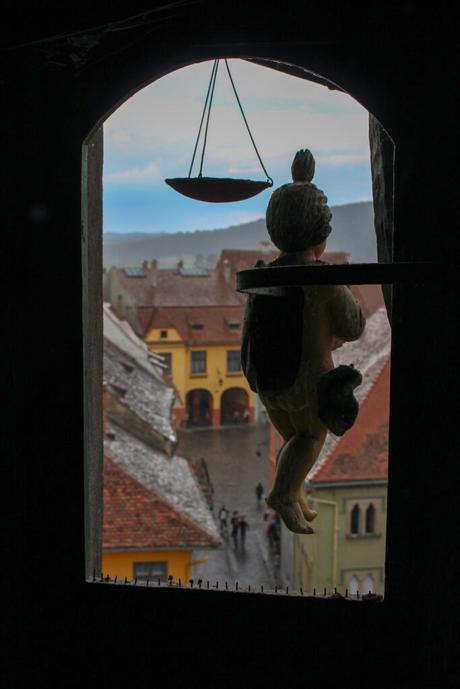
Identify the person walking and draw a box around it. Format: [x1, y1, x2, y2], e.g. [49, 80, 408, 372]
[230, 510, 239, 547]
[255, 482, 264, 505]
[238, 515, 249, 548]
[218, 505, 229, 535]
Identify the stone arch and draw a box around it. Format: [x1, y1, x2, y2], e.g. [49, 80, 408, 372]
[185, 389, 213, 427]
[82, 48, 394, 578]
[361, 574, 375, 595]
[220, 387, 249, 425]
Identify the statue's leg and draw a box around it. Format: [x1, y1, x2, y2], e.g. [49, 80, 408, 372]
[266, 406, 326, 533]
[266, 406, 322, 521]
[265, 407, 313, 533]
[266, 432, 317, 533]
[265, 407, 296, 443]
[289, 409, 327, 523]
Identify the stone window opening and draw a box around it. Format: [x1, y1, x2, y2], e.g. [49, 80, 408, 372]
[82, 54, 399, 594]
[365, 503, 376, 534]
[350, 504, 361, 536]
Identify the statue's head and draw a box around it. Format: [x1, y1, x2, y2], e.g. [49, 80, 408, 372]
[266, 149, 332, 253]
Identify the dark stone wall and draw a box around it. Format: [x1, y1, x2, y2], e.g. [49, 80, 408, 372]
[4, 3, 458, 687]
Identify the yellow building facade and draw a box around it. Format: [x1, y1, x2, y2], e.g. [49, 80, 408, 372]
[145, 321, 255, 427]
[103, 550, 198, 583]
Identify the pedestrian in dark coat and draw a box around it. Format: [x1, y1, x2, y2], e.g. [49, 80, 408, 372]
[238, 515, 249, 547]
[231, 511, 239, 547]
[255, 482, 264, 504]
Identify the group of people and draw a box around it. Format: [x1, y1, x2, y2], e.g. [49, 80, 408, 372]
[231, 408, 251, 424]
[218, 506, 250, 548]
[217, 482, 271, 551]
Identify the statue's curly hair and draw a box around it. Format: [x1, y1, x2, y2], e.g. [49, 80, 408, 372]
[266, 149, 332, 252]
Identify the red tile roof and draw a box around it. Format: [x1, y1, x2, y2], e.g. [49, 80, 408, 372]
[310, 357, 390, 484]
[142, 305, 245, 344]
[103, 456, 220, 549]
[350, 284, 385, 318]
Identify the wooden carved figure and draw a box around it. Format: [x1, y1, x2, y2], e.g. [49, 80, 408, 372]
[241, 149, 366, 534]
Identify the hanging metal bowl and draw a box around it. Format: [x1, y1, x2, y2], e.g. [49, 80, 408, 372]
[165, 176, 273, 203]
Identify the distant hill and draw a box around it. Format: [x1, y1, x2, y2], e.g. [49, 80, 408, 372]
[103, 201, 376, 268]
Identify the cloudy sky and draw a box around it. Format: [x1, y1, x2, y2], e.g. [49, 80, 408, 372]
[103, 59, 372, 235]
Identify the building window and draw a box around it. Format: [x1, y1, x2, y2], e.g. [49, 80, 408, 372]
[191, 323, 204, 331]
[161, 352, 172, 375]
[365, 503, 376, 534]
[191, 351, 207, 374]
[361, 574, 374, 595]
[348, 575, 360, 596]
[350, 504, 361, 535]
[160, 330, 168, 339]
[227, 350, 241, 373]
[134, 561, 168, 581]
[227, 322, 240, 331]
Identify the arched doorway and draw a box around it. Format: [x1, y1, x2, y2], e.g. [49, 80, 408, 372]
[186, 389, 213, 427]
[221, 387, 249, 425]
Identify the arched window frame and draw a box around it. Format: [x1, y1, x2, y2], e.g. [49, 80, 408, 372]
[365, 503, 376, 535]
[82, 52, 438, 592]
[350, 504, 361, 536]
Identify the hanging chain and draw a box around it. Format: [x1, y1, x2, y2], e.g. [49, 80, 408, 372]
[224, 59, 273, 184]
[188, 59, 219, 178]
[188, 58, 272, 183]
[198, 59, 219, 177]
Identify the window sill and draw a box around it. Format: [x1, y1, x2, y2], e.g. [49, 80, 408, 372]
[190, 373, 208, 378]
[226, 371, 243, 376]
[346, 533, 382, 540]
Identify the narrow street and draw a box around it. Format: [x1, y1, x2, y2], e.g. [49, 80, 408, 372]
[176, 423, 281, 589]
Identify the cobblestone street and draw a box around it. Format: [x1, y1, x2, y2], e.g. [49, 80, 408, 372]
[176, 423, 281, 589]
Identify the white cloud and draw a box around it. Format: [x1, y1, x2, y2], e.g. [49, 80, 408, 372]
[104, 59, 371, 182]
[104, 161, 161, 184]
[317, 152, 370, 167]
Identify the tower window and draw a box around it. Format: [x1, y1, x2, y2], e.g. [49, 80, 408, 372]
[350, 504, 361, 535]
[365, 503, 376, 534]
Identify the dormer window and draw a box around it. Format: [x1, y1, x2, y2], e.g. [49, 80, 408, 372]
[227, 322, 240, 331]
[191, 323, 204, 331]
[160, 330, 168, 338]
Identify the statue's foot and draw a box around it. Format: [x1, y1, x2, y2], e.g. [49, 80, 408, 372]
[298, 497, 318, 522]
[266, 492, 314, 534]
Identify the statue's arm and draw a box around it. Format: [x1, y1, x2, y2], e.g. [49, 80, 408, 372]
[328, 285, 366, 342]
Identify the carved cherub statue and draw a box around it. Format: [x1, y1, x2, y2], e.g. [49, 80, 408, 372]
[241, 149, 365, 534]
